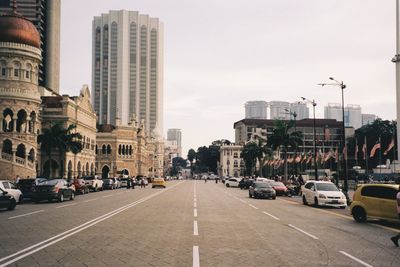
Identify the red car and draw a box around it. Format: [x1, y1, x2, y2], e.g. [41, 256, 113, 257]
[73, 178, 89, 194]
[269, 182, 288, 196]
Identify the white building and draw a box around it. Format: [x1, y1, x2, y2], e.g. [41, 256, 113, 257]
[244, 101, 268, 119]
[289, 101, 309, 120]
[324, 103, 362, 129]
[362, 114, 377, 126]
[269, 101, 290, 120]
[92, 10, 164, 132]
[167, 128, 182, 157]
[219, 144, 242, 177]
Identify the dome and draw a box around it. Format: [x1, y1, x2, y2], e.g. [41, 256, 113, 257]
[0, 14, 40, 48]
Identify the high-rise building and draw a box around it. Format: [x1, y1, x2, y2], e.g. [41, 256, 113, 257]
[0, 0, 61, 93]
[269, 101, 290, 120]
[289, 101, 309, 120]
[362, 114, 377, 126]
[92, 10, 164, 132]
[167, 128, 182, 157]
[244, 100, 268, 119]
[324, 103, 362, 129]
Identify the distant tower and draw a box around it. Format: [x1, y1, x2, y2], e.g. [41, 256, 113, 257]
[269, 101, 290, 120]
[290, 101, 309, 120]
[0, 0, 61, 93]
[244, 101, 268, 119]
[324, 103, 362, 129]
[92, 10, 164, 132]
[167, 129, 182, 157]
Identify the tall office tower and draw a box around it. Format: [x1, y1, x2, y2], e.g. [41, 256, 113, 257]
[324, 103, 362, 129]
[244, 101, 268, 119]
[269, 101, 290, 120]
[167, 129, 182, 157]
[289, 101, 309, 120]
[0, 0, 61, 93]
[92, 10, 164, 132]
[362, 114, 377, 126]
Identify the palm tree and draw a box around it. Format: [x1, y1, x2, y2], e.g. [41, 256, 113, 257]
[254, 136, 272, 177]
[38, 122, 82, 178]
[267, 120, 303, 183]
[241, 142, 262, 176]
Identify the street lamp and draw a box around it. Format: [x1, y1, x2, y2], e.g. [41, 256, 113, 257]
[284, 108, 298, 131]
[318, 77, 349, 204]
[301, 97, 318, 181]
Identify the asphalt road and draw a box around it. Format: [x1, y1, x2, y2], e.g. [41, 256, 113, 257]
[0, 180, 399, 267]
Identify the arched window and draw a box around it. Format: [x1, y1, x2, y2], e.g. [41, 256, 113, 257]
[102, 144, 106, 154]
[13, 62, 21, 77]
[3, 108, 14, 132]
[122, 145, 125, 155]
[129, 145, 132, 155]
[0, 60, 6, 76]
[118, 145, 121, 155]
[95, 145, 98, 154]
[234, 152, 238, 158]
[107, 144, 111, 154]
[16, 109, 27, 133]
[233, 160, 238, 168]
[16, 143, 26, 158]
[2, 139, 12, 154]
[25, 64, 32, 79]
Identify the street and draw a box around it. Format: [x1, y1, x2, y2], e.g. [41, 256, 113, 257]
[1, 180, 400, 267]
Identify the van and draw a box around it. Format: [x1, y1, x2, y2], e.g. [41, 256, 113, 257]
[350, 184, 399, 223]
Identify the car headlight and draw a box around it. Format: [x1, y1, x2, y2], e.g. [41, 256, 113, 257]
[318, 194, 326, 199]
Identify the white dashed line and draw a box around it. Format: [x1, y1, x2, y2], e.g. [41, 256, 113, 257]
[339, 251, 373, 267]
[56, 203, 76, 209]
[262, 211, 280, 221]
[194, 202, 197, 208]
[248, 204, 259, 210]
[193, 246, 200, 267]
[194, 221, 199, 236]
[288, 224, 319, 240]
[194, 208, 198, 217]
[83, 198, 98, 203]
[8, 210, 44, 220]
[239, 199, 247, 204]
[102, 195, 113, 198]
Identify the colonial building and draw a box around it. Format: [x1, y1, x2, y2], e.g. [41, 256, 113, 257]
[219, 144, 242, 177]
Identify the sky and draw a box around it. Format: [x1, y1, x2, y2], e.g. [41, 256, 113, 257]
[61, 0, 397, 157]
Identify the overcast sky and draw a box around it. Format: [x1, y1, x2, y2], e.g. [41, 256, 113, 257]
[61, 0, 397, 157]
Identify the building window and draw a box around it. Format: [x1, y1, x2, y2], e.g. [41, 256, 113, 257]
[14, 68, 19, 77]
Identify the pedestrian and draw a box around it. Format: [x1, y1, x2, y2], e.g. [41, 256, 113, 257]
[140, 178, 145, 188]
[131, 177, 135, 189]
[390, 185, 400, 247]
[15, 175, 20, 183]
[127, 177, 131, 189]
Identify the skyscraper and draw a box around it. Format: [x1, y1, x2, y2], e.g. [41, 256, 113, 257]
[244, 101, 268, 119]
[324, 103, 362, 129]
[167, 129, 182, 157]
[269, 101, 290, 120]
[92, 10, 164, 132]
[289, 101, 309, 120]
[0, 0, 61, 93]
[362, 114, 377, 126]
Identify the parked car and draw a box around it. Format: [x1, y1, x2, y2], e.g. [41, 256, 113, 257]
[152, 178, 166, 188]
[0, 188, 16, 210]
[16, 178, 37, 199]
[111, 178, 121, 189]
[249, 182, 276, 199]
[0, 180, 23, 203]
[32, 179, 75, 202]
[350, 184, 399, 223]
[82, 175, 103, 192]
[73, 178, 89, 194]
[102, 178, 115, 190]
[120, 178, 129, 187]
[225, 178, 241, 187]
[302, 181, 347, 208]
[268, 181, 288, 196]
[239, 178, 255, 189]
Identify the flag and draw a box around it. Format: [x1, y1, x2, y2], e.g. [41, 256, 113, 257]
[362, 143, 367, 160]
[334, 149, 339, 162]
[355, 141, 358, 160]
[295, 154, 302, 163]
[324, 127, 330, 141]
[384, 138, 395, 155]
[370, 142, 381, 158]
[324, 151, 332, 162]
[306, 156, 312, 164]
[343, 145, 347, 161]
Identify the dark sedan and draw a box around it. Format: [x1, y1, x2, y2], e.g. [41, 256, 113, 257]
[239, 178, 255, 189]
[32, 179, 75, 203]
[16, 178, 37, 199]
[249, 182, 276, 199]
[0, 188, 16, 210]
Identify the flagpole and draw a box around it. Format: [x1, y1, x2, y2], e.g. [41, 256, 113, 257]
[355, 138, 358, 166]
[379, 136, 382, 175]
[365, 136, 369, 176]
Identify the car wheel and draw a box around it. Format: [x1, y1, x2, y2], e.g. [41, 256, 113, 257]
[302, 195, 308, 205]
[58, 193, 64, 202]
[70, 191, 75, 201]
[313, 197, 319, 207]
[7, 198, 16, 210]
[272, 196, 276, 200]
[249, 192, 252, 198]
[254, 194, 258, 199]
[352, 206, 367, 223]
[226, 184, 230, 187]
[18, 195, 23, 204]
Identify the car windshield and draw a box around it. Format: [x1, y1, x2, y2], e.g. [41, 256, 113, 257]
[272, 182, 285, 187]
[316, 183, 339, 191]
[38, 180, 60, 186]
[17, 179, 35, 185]
[254, 183, 271, 188]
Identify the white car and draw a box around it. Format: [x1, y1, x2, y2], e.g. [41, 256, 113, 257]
[0, 180, 23, 203]
[83, 176, 104, 191]
[225, 178, 241, 187]
[301, 181, 347, 208]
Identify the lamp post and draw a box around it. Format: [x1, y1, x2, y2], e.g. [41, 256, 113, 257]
[284, 108, 297, 131]
[318, 77, 350, 204]
[393, 0, 400, 167]
[301, 97, 318, 181]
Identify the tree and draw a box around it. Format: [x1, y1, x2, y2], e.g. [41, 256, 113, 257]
[187, 149, 197, 175]
[241, 142, 262, 176]
[38, 122, 82, 178]
[267, 120, 303, 183]
[254, 136, 272, 177]
[171, 157, 187, 176]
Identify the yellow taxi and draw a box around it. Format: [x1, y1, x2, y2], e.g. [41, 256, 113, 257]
[350, 184, 399, 223]
[152, 178, 166, 188]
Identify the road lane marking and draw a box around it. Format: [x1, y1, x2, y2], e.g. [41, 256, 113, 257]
[239, 199, 247, 204]
[288, 224, 319, 240]
[194, 221, 199, 236]
[194, 202, 197, 208]
[248, 204, 259, 210]
[0, 181, 185, 267]
[262, 211, 280, 221]
[8, 210, 44, 220]
[102, 194, 113, 198]
[194, 208, 198, 217]
[83, 198, 98, 203]
[115, 192, 124, 195]
[339, 251, 373, 267]
[193, 246, 200, 267]
[56, 203, 76, 209]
